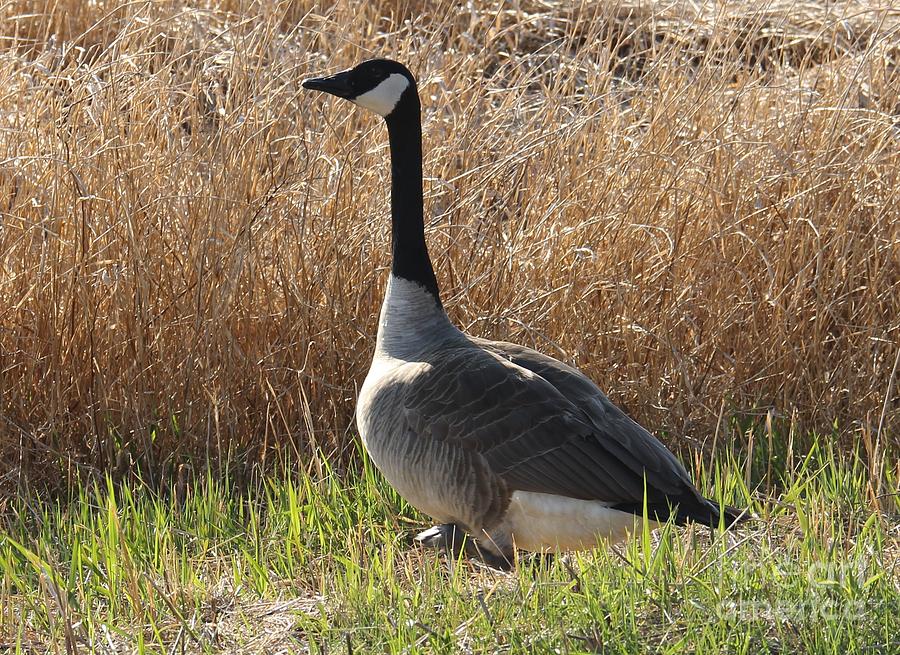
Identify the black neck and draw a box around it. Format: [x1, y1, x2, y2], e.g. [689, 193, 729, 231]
[384, 91, 442, 305]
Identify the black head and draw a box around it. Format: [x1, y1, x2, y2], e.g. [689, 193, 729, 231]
[302, 59, 417, 118]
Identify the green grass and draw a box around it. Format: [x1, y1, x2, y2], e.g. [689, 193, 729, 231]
[1, 438, 897, 653]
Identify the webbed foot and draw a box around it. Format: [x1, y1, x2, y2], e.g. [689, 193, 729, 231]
[414, 523, 513, 570]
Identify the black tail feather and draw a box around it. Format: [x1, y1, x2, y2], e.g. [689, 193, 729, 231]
[613, 495, 750, 528]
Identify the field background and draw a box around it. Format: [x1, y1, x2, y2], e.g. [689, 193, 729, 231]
[0, 1, 899, 652]
[0, 0, 899, 488]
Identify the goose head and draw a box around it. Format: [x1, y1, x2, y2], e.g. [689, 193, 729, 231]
[302, 59, 417, 118]
[303, 58, 444, 311]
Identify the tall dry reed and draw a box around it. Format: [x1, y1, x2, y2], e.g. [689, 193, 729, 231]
[0, 0, 898, 488]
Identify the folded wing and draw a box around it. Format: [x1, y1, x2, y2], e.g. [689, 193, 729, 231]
[400, 342, 729, 524]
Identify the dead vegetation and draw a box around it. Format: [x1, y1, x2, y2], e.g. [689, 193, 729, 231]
[0, 0, 898, 488]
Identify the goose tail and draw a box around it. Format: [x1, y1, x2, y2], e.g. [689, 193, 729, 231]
[686, 497, 751, 529]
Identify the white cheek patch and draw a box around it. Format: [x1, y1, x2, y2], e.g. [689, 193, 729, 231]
[353, 73, 410, 117]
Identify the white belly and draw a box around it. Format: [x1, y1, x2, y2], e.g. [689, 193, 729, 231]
[485, 491, 654, 553]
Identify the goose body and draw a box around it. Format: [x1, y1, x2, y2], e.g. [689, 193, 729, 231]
[304, 59, 743, 564]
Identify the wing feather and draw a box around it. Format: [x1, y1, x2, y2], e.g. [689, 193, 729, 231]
[400, 341, 702, 509]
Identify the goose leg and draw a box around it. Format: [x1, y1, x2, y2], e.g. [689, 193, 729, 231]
[414, 523, 513, 570]
[527, 551, 555, 569]
[414, 523, 466, 553]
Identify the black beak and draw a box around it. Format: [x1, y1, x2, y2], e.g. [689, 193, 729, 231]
[302, 69, 354, 99]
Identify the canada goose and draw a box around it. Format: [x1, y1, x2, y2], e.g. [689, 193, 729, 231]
[303, 59, 745, 568]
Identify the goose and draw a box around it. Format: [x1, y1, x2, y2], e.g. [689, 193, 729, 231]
[303, 59, 745, 568]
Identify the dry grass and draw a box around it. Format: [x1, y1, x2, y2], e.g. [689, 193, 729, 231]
[0, 0, 898, 487]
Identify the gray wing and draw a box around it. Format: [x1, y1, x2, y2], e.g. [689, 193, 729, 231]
[472, 337, 695, 483]
[402, 342, 705, 513]
[472, 338, 746, 525]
